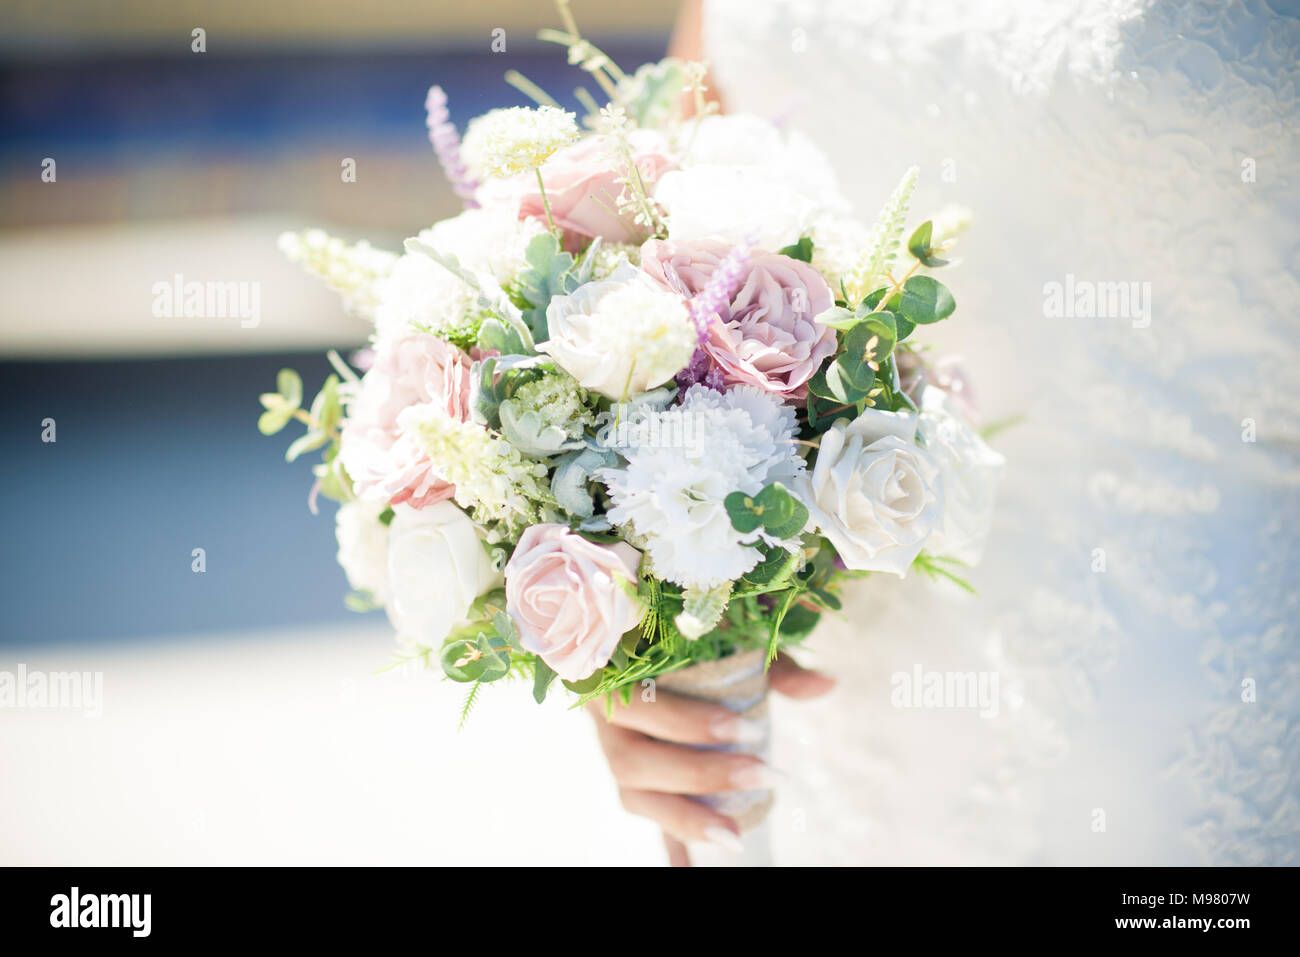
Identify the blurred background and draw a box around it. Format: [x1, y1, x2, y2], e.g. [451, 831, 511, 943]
[1, 0, 680, 865]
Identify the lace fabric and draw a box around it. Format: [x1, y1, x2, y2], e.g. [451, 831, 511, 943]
[704, 0, 1300, 864]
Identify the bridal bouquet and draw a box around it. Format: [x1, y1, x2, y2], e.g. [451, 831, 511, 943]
[263, 14, 1002, 827]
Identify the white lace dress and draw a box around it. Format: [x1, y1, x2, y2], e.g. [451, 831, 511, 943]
[703, 0, 1300, 865]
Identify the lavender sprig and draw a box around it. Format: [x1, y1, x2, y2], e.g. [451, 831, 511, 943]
[425, 86, 479, 207]
[677, 240, 752, 392]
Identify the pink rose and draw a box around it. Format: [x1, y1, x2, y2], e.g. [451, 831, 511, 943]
[640, 238, 836, 398]
[505, 524, 644, 682]
[515, 131, 675, 250]
[340, 333, 474, 508]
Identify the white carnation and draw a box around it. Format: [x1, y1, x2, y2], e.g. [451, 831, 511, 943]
[539, 263, 696, 399]
[600, 385, 805, 588]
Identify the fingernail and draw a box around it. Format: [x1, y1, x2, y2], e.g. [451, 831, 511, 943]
[708, 714, 739, 742]
[709, 715, 767, 744]
[730, 762, 780, 789]
[704, 826, 745, 853]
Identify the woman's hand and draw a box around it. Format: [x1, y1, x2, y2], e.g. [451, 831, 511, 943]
[588, 653, 834, 865]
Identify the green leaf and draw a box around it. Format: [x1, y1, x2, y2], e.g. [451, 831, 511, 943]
[754, 483, 810, 539]
[814, 305, 859, 331]
[276, 368, 303, 409]
[532, 660, 557, 704]
[724, 491, 765, 533]
[777, 603, 821, 641]
[517, 233, 574, 341]
[440, 631, 511, 683]
[725, 483, 809, 540]
[477, 317, 529, 357]
[897, 275, 956, 325]
[285, 430, 328, 462]
[778, 236, 814, 263]
[257, 406, 294, 436]
[907, 220, 949, 268]
[309, 374, 341, 433]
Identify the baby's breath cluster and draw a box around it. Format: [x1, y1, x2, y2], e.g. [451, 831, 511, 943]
[461, 105, 579, 179]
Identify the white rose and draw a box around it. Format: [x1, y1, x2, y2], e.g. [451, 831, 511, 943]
[654, 165, 822, 252]
[385, 501, 502, 649]
[800, 407, 944, 576]
[335, 499, 391, 604]
[538, 263, 695, 399]
[917, 387, 1004, 565]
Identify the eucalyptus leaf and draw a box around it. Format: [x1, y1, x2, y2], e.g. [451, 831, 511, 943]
[276, 368, 303, 408]
[897, 275, 956, 325]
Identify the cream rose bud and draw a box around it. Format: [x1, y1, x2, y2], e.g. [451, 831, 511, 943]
[801, 408, 944, 576]
[917, 387, 1005, 565]
[505, 524, 644, 682]
[335, 499, 390, 604]
[385, 501, 502, 649]
[538, 263, 696, 399]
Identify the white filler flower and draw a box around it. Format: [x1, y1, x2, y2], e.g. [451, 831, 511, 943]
[539, 262, 696, 399]
[461, 105, 579, 179]
[601, 384, 804, 588]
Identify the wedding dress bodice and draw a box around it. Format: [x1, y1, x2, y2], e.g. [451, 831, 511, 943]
[704, 0, 1300, 864]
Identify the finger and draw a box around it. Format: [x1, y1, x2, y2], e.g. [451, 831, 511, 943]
[615, 788, 743, 852]
[769, 652, 836, 699]
[662, 831, 691, 867]
[587, 691, 749, 746]
[607, 732, 775, 794]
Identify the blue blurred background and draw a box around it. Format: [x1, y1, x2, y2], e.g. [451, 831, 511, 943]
[0, 7, 670, 647]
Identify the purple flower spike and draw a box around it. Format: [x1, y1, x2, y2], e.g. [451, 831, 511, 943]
[425, 85, 479, 208]
[686, 239, 751, 346]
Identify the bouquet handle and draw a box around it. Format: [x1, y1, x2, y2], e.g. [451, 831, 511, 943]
[656, 648, 774, 865]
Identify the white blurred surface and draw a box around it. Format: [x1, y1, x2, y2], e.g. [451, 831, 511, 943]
[0, 218, 370, 359]
[0, 624, 664, 866]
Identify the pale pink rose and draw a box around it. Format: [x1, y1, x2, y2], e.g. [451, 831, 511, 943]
[640, 238, 836, 398]
[515, 131, 675, 250]
[340, 334, 474, 508]
[505, 524, 644, 682]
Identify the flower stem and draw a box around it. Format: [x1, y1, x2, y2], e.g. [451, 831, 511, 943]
[534, 167, 560, 239]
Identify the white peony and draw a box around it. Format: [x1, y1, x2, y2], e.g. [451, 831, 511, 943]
[600, 384, 805, 588]
[654, 165, 822, 252]
[538, 262, 696, 399]
[334, 498, 391, 604]
[800, 407, 944, 576]
[917, 387, 1004, 565]
[372, 207, 544, 342]
[384, 501, 502, 650]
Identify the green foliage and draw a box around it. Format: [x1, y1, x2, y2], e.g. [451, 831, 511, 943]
[778, 237, 815, 263]
[516, 233, 576, 342]
[896, 275, 956, 326]
[912, 552, 978, 594]
[906, 220, 950, 268]
[724, 482, 810, 540]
